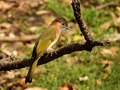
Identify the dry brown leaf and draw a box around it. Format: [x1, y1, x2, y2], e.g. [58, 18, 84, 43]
[14, 42, 24, 50]
[100, 49, 112, 56]
[116, 6, 120, 16]
[116, 6, 120, 12]
[0, 1, 13, 11]
[17, 78, 28, 88]
[79, 75, 88, 81]
[101, 47, 118, 57]
[3, 71, 15, 79]
[109, 47, 118, 52]
[29, 1, 39, 8]
[34, 67, 47, 74]
[29, 26, 38, 32]
[101, 60, 112, 65]
[0, 77, 7, 85]
[35, 10, 50, 15]
[109, 47, 119, 57]
[100, 21, 112, 30]
[0, 33, 6, 38]
[103, 64, 112, 71]
[1, 49, 12, 56]
[103, 73, 110, 79]
[42, 15, 56, 25]
[96, 79, 102, 86]
[27, 0, 46, 7]
[17, 2, 30, 12]
[8, 80, 27, 90]
[117, 26, 120, 33]
[101, 17, 120, 30]
[9, 32, 16, 38]
[25, 87, 48, 90]
[101, 60, 112, 71]
[0, 23, 12, 29]
[104, 33, 120, 41]
[66, 56, 76, 63]
[59, 83, 73, 90]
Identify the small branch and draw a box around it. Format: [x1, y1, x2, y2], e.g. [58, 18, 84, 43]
[0, 41, 109, 71]
[96, 2, 118, 10]
[71, 0, 92, 42]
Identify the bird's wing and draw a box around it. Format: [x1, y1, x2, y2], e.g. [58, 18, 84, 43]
[32, 26, 56, 59]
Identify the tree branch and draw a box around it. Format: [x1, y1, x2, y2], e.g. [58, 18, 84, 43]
[0, 0, 109, 71]
[0, 41, 108, 71]
[71, 0, 92, 42]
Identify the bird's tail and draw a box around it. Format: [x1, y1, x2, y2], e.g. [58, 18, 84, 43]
[25, 57, 39, 83]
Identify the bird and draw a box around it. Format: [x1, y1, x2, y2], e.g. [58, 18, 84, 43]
[25, 17, 70, 83]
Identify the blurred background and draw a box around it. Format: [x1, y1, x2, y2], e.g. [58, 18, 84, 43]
[0, 0, 120, 90]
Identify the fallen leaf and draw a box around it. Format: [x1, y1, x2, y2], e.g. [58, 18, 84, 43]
[101, 60, 112, 65]
[100, 49, 112, 56]
[34, 67, 47, 74]
[66, 56, 76, 63]
[100, 21, 112, 30]
[103, 73, 110, 79]
[29, 1, 39, 8]
[0, 1, 13, 12]
[29, 26, 38, 32]
[117, 26, 120, 33]
[18, 78, 28, 88]
[0, 23, 12, 29]
[0, 77, 7, 85]
[0, 33, 6, 38]
[35, 10, 50, 15]
[17, 2, 30, 12]
[96, 79, 102, 86]
[9, 33, 16, 38]
[79, 75, 88, 82]
[3, 71, 15, 79]
[109, 47, 118, 57]
[101, 60, 112, 71]
[25, 87, 48, 90]
[116, 6, 120, 16]
[101, 17, 120, 30]
[104, 33, 120, 41]
[101, 47, 118, 57]
[42, 15, 55, 25]
[59, 83, 73, 90]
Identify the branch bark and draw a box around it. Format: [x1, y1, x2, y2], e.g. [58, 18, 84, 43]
[0, 0, 109, 71]
[72, 0, 92, 42]
[0, 41, 108, 71]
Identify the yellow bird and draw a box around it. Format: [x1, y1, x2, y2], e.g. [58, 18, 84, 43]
[25, 17, 70, 83]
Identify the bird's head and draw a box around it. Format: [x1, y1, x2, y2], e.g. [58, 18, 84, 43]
[50, 17, 71, 32]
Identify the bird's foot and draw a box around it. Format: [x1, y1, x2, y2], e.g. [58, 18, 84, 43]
[46, 48, 55, 53]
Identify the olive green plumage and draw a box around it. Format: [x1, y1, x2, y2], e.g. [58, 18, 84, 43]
[25, 18, 68, 83]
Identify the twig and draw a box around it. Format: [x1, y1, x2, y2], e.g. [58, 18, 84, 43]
[96, 2, 118, 10]
[71, 0, 92, 42]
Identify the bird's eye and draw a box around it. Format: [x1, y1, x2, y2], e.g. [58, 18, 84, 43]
[62, 23, 65, 25]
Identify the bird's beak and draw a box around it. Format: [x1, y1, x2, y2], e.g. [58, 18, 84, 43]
[66, 26, 72, 31]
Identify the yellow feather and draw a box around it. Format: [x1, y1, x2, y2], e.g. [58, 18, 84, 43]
[25, 40, 51, 83]
[25, 25, 59, 83]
